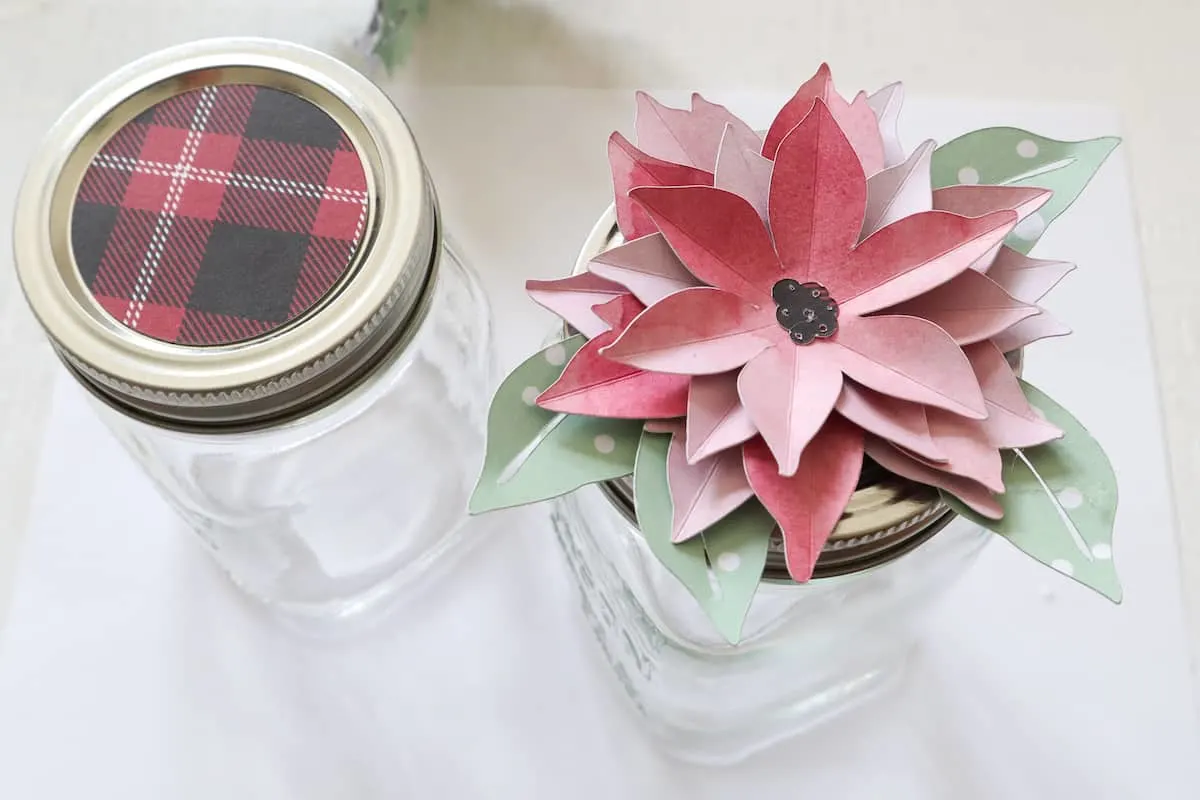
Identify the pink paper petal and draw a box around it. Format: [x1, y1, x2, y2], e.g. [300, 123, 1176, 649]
[835, 381, 945, 462]
[685, 372, 758, 464]
[609, 132, 712, 241]
[737, 342, 843, 476]
[602, 287, 775, 375]
[986, 246, 1075, 302]
[692, 93, 762, 154]
[525, 273, 629, 339]
[866, 83, 905, 168]
[885, 268, 1039, 345]
[933, 185, 1051, 222]
[865, 438, 1002, 519]
[634, 91, 758, 171]
[833, 314, 987, 419]
[836, 210, 1017, 316]
[714, 126, 772, 222]
[965, 341, 1064, 448]
[631, 185, 780, 302]
[744, 419, 864, 582]
[769, 100, 867, 283]
[862, 140, 934, 238]
[588, 233, 700, 307]
[991, 310, 1072, 352]
[589, 294, 645, 332]
[645, 419, 684, 435]
[925, 409, 1005, 493]
[667, 435, 755, 542]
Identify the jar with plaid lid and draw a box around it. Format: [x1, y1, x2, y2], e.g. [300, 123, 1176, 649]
[13, 39, 495, 619]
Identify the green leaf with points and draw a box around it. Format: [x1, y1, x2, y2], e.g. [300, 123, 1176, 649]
[931, 128, 1119, 254]
[470, 336, 643, 513]
[634, 430, 774, 643]
[370, 0, 431, 70]
[942, 380, 1120, 601]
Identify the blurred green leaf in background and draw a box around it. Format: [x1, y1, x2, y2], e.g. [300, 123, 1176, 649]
[365, 0, 431, 70]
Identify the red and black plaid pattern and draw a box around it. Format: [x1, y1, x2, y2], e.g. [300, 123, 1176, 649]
[71, 83, 369, 345]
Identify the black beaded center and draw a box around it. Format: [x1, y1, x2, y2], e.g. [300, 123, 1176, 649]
[772, 279, 839, 344]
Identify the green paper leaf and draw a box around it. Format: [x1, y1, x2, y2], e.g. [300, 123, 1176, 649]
[634, 430, 773, 643]
[371, 0, 431, 70]
[470, 336, 643, 513]
[942, 380, 1120, 601]
[931, 128, 1119, 254]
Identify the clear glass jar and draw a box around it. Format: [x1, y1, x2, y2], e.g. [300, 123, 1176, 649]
[552, 482, 991, 765]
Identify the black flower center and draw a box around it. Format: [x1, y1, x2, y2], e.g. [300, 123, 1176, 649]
[772, 279, 839, 345]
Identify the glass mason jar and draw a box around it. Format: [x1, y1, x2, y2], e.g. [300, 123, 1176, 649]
[13, 39, 494, 619]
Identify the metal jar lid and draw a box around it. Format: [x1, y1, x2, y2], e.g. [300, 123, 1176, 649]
[14, 38, 437, 429]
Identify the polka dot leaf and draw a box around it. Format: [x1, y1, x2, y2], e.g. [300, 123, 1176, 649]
[931, 128, 1119, 254]
[942, 380, 1120, 602]
[470, 335, 642, 513]
[635, 431, 774, 644]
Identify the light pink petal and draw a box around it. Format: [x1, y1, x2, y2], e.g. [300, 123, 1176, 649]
[744, 419, 864, 581]
[602, 287, 775, 375]
[842, 91, 888, 176]
[865, 438, 1002, 519]
[588, 233, 700, 306]
[925, 409, 1005, 493]
[692, 93, 762, 153]
[609, 132, 712, 241]
[633, 91, 758, 171]
[933, 186, 1052, 271]
[667, 435, 755, 543]
[645, 419, 684, 435]
[737, 342, 843, 476]
[885, 268, 1039, 345]
[836, 210, 1017, 316]
[833, 314, 987, 419]
[862, 140, 934, 238]
[965, 341, 1064, 448]
[866, 83, 905, 168]
[525, 273, 628, 339]
[631, 185, 780, 302]
[991, 310, 1071, 353]
[714, 125, 772, 222]
[769, 101, 868, 283]
[835, 382, 945, 462]
[685, 372, 758, 464]
[987, 246, 1075, 302]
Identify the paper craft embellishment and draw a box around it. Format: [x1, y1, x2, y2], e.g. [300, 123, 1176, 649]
[472, 65, 1121, 642]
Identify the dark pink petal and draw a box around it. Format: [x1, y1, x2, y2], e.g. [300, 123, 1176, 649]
[862, 140, 934, 238]
[987, 247, 1075, 301]
[589, 294, 646, 332]
[885, 268, 1039, 345]
[865, 437, 1002, 519]
[667, 434, 754, 542]
[836, 210, 1017, 316]
[744, 419, 864, 582]
[737, 342, 843, 476]
[602, 287, 775, 374]
[925, 409, 1005, 493]
[714, 126, 772, 221]
[835, 382, 945, 462]
[833, 314, 987, 419]
[526, 273, 628, 339]
[991, 310, 1071, 352]
[634, 91, 759, 171]
[965, 341, 1063, 448]
[588, 233, 700, 307]
[685, 372, 758, 464]
[609, 132, 711, 240]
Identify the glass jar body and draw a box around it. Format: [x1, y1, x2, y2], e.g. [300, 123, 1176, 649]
[552, 483, 991, 764]
[93, 241, 494, 619]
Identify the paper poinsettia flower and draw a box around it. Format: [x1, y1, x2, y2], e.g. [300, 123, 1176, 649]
[472, 65, 1121, 643]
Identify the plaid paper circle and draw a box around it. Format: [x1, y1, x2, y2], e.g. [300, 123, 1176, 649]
[70, 84, 369, 346]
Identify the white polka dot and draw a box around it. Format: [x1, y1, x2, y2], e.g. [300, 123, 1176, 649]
[544, 344, 567, 366]
[1057, 487, 1083, 510]
[717, 552, 742, 572]
[957, 166, 980, 185]
[1013, 212, 1046, 241]
[1051, 558, 1075, 576]
[520, 386, 540, 405]
[593, 434, 616, 454]
[1017, 139, 1039, 158]
[1092, 543, 1113, 560]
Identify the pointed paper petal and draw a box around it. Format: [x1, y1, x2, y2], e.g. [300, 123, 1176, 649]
[933, 185, 1052, 271]
[744, 419, 864, 581]
[770, 100, 867, 282]
[686, 372, 758, 463]
[834, 314, 987, 419]
[588, 233, 700, 306]
[865, 438, 1002, 519]
[885, 268, 1039, 345]
[965, 341, 1064, 448]
[526, 273, 629, 339]
[862, 140, 934, 238]
[667, 434, 754, 542]
[835, 382, 945, 462]
[631, 185, 780, 302]
[609, 132, 711, 240]
[836, 210, 1017, 316]
[602, 287, 775, 374]
[924, 409, 1005, 493]
[987, 246, 1075, 302]
[692, 93, 762, 152]
[867, 82, 905, 168]
[714, 126, 772, 221]
[645, 419, 684, 435]
[589, 293, 645, 332]
[633, 91, 758, 171]
[737, 343, 843, 476]
[991, 310, 1071, 352]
